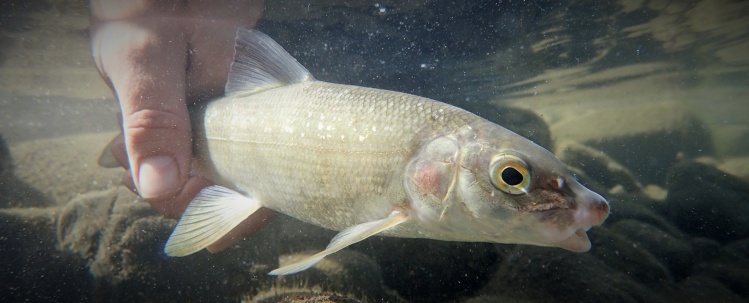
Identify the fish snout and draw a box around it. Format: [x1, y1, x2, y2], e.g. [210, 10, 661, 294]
[592, 196, 610, 225]
[548, 188, 610, 252]
[576, 189, 610, 227]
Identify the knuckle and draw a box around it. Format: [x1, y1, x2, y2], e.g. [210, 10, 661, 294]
[126, 109, 186, 130]
[123, 109, 191, 146]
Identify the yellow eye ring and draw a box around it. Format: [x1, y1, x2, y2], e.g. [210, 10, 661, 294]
[490, 154, 532, 195]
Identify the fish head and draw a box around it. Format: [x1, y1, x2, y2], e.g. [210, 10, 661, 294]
[404, 123, 609, 252]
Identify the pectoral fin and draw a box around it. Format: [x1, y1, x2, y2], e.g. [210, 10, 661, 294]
[165, 186, 262, 257]
[268, 210, 409, 276]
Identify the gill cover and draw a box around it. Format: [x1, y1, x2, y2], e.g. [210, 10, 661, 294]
[404, 136, 462, 221]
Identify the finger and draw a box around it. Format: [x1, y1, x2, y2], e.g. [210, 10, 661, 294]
[94, 21, 192, 200]
[206, 208, 276, 253]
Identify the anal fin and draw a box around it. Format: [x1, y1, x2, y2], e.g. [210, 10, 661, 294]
[165, 185, 261, 257]
[268, 210, 409, 276]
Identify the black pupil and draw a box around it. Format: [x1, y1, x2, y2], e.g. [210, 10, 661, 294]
[501, 167, 524, 186]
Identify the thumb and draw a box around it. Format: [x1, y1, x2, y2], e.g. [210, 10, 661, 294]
[93, 22, 191, 199]
[124, 108, 191, 200]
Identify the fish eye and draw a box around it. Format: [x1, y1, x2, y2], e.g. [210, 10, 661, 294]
[490, 154, 532, 195]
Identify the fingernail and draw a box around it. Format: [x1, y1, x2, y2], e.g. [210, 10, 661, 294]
[138, 155, 179, 199]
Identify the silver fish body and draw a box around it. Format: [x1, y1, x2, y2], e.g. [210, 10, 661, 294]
[196, 80, 475, 232]
[166, 29, 610, 275]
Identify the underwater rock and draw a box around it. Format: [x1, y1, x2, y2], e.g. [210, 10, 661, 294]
[591, 227, 674, 286]
[598, 190, 684, 238]
[248, 219, 500, 302]
[595, 193, 698, 282]
[665, 160, 749, 243]
[0, 207, 91, 301]
[57, 187, 167, 282]
[608, 219, 695, 280]
[249, 293, 364, 303]
[467, 190, 749, 303]
[718, 239, 749, 297]
[556, 102, 712, 185]
[363, 238, 499, 303]
[55, 185, 402, 302]
[685, 238, 749, 300]
[668, 275, 745, 303]
[555, 140, 642, 194]
[482, 243, 661, 303]
[245, 250, 405, 303]
[475, 227, 742, 303]
[527, 101, 712, 186]
[716, 156, 749, 184]
[56, 187, 299, 302]
[690, 237, 722, 262]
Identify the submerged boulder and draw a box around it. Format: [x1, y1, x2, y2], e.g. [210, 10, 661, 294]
[548, 101, 712, 186]
[665, 160, 749, 243]
[0, 207, 91, 302]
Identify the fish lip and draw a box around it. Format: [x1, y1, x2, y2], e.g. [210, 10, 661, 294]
[530, 208, 595, 252]
[530, 206, 598, 252]
[555, 227, 592, 252]
[516, 184, 608, 252]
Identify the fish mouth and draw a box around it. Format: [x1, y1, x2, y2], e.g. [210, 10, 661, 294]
[532, 200, 606, 252]
[516, 181, 609, 252]
[544, 185, 609, 252]
[530, 207, 595, 252]
[554, 227, 592, 252]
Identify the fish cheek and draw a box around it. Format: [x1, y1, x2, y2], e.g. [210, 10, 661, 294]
[537, 208, 575, 231]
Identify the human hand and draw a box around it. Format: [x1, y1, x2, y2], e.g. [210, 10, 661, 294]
[90, 0, 274, 252]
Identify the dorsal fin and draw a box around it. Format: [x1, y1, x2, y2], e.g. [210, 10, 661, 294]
[225, 28, 314, 95]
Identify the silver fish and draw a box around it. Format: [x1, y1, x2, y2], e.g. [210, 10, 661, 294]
[163, 29, 610, 275]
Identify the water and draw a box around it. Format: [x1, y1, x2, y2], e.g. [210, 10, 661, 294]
[1, 0, 747, 302]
